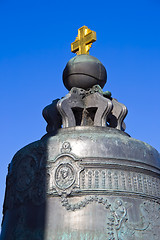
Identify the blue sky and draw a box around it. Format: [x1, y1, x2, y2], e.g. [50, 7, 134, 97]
[0, 0, 160, 224]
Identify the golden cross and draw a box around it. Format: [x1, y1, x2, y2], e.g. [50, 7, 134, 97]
[71, 26, 96, 55]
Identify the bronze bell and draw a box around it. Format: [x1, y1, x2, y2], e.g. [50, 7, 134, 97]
[1, 26, 160, 240]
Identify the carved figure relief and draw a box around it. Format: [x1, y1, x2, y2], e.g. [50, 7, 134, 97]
[55, 163, 75, 189]
[3, 149, 160, 213]
[3, 142, 84, 212]
[2, 141, 47, 215]
[2, 141, 160, 240]
[60, 196, 160, 240]
[47, 148, 83, 195]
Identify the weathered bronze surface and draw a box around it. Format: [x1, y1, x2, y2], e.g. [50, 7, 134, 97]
[63, 55, 107, 90]
[1, 27, 160, 240]
[1, 126, 160, 239]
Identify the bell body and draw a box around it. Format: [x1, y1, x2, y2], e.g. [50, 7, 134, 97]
[1, 45, 160, 239]
[1, 126, 160, 240]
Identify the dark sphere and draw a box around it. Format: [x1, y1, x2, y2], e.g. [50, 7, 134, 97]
[63, 54, 107, 90]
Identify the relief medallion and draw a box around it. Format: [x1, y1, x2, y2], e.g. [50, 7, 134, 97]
[55, 163, 75, 190]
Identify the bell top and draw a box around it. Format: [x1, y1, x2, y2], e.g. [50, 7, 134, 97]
[63, 54, 107, 90]
[63, 26, 106, 91]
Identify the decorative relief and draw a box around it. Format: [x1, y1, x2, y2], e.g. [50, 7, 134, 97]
[88, 170, 92, 189]
[3, 152, 83, 211]
[55, 163, 75, 189]
[143, 176, 148, 194]
[61, 141, 72, 153]
[8, 196, 160, 239]
[140, 201, 160, 239]
[3, 141, 160, 217]
[79, 169, 160, 198]
[47, 153, 83, 195]
[147, 176, 152, 195]
[133, 173, 138, 192]
[60, 196, 160, 239]
[102, 170, 106, 189]
[155, 178, 160, 197]
[4, 154, 160, 214]
[114, 172, 119, 190]
[137, 173, 143, 192]
[95, 170, 99, 188]
[127, 172, 132, 191]
[61, 195, 111, 211]
[3, 141, 82, 211]
[3, 141, 47, 213]
[152, 177, 156, 196]
[108, 171, 112, 189]
[121, 171, 126, 190]
[81, 171, 85, 189]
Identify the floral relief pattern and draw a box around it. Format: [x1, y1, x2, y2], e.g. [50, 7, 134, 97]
[60, 196, 160, 240]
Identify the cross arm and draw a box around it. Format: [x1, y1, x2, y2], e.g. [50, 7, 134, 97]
[71, 39, 79, 53]
[84, 30, 96, 44]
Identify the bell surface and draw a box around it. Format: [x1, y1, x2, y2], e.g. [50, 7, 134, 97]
[1, 26, 160, 240]
[63, 55, 107, 90]
[1, 126, 160, 240]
